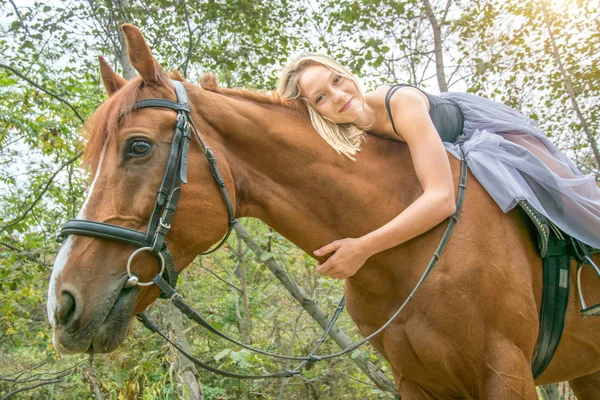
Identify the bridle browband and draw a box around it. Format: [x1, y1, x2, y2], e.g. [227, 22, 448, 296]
[58, 80, 237, 294]
[57, 80, 468, 381]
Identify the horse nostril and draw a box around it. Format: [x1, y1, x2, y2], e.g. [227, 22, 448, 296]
[57, 291, 76, 326]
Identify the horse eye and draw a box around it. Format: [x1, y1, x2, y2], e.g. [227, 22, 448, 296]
[128, 140, 151, 157]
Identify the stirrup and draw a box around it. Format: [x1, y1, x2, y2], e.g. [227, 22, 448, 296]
[572, 237, 600, 317]
[577, 257, 600, 318]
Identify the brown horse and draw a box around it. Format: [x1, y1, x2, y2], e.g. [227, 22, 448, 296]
[47, 24, 600, 399]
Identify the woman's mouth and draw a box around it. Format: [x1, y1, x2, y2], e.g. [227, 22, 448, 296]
[339, 98, 353, 113]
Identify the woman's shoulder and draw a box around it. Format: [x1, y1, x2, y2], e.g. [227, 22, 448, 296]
[368, 84, 429, 111]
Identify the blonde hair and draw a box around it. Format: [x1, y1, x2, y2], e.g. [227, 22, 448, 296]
[277, 53, 365, 159]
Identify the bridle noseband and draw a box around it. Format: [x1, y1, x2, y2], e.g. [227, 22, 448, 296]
[58, 80, 237, 295]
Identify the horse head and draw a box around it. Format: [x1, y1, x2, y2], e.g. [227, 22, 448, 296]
[47, 24, 236, 354]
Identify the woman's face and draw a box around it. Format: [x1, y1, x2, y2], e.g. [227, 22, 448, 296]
[297, 64, 363, 124]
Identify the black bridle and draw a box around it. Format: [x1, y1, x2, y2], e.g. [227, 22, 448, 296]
[57, 80, 468, 380]
[58, 80, 237, 295]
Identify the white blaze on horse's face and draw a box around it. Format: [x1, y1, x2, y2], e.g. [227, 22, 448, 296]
[47, 143, 108, 326]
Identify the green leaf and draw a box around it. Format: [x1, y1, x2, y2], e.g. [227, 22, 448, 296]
[214, 348, 231, 361]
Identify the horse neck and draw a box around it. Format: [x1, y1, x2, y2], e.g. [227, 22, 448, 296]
[192, 88, 421, 256]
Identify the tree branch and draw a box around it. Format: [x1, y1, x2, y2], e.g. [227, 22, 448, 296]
[0, 63, 85, 123]
[196, 262, 242, 292]
[0, 356, 52, 381]
[0, 359, 86, 400]
[0, 379, 63, 400]
[181, 2, 194, 78]
[86, 0, 121, 67]
[1, 151, 83, 230]
[0, 240, 50, 269]
[7, 0, 31, 37]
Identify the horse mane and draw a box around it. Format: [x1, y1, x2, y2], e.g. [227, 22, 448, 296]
[198, 74, 306, 114]
[84, 72, 305, 173]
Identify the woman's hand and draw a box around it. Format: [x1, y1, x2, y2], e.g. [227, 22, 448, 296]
[313, 238, 372, 279]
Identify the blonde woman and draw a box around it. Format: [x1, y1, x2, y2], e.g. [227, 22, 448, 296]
[278, 53, 600, 280]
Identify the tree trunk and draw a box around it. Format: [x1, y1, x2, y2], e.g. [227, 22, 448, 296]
[233, 223, 399, 396]
[112, 0, 136, 80]
[118, 30, 136, 80]
[422, 0, 448, 92]
[237, 233, 251, 344]
[540, 383, 561, 400]
[230, 234, 251, 344]
[157, 301, 205, 400]
[83, 357, 103, 400]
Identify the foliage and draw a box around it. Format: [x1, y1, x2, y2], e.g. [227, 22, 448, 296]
[454, 0, 600, 173]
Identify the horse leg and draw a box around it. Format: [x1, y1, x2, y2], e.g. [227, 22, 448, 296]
[397, 377, 437, 400]
[483, 341, 538, 400]
[385, 369, 434, 400]
[569, 370, 600, 400]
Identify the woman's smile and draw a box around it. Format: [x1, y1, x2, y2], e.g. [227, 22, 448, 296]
[339, 98, 353, 113]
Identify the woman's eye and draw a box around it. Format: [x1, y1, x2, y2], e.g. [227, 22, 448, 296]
[315, 95, 324, 104]
[334, 75, 342, 84]
[128, 139, 152, 157]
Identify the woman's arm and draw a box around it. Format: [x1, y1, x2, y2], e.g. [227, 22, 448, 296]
[315, 88, 456, 279]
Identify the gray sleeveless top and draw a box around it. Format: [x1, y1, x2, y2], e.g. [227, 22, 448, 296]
[385, 84, 464, 143]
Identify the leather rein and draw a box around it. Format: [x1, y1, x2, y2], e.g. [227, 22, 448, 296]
[57, 80, 468, 380]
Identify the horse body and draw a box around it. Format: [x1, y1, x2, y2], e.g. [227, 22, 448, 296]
[197, 83, 544, 397]
[47, 25, 600, 399]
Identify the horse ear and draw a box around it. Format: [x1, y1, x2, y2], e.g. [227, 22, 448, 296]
[98, 56, 127, 96]
[121, 24, 166, 85]
[169, 70, 185, 82]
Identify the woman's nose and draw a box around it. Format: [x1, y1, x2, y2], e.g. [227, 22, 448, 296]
[332, 91, 344, 104]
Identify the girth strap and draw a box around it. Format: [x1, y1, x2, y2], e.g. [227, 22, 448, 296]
[531, 235, 571, 378]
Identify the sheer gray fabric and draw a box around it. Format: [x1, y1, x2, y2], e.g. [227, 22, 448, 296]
[441, 92, 600, 248]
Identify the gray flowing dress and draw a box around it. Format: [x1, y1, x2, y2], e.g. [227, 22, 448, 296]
[385, 84, 600, 248]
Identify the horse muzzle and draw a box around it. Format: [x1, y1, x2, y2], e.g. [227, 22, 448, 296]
[51, 275, 139, 354]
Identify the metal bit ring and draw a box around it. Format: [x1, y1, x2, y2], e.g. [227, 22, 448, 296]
[126, 247, 165, 287]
